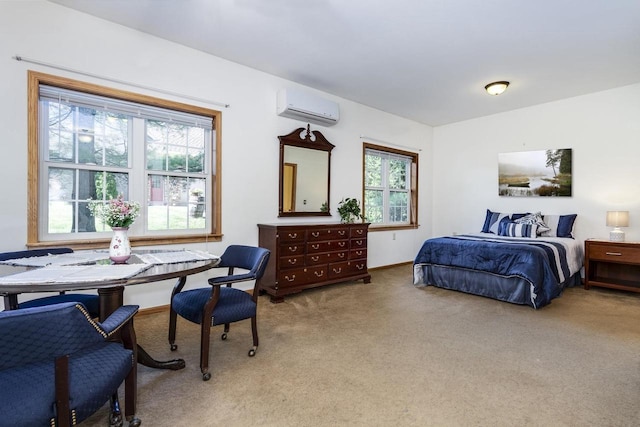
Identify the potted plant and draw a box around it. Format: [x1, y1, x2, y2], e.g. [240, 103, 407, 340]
[337, 198, 364, 223]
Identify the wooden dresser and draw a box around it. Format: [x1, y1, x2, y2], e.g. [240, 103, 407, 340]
[257, 223, 371, 302]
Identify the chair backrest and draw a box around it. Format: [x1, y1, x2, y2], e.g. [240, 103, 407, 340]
[0, 248, 73, 262]
[0, 302, 104, 370]
[218, 245, 270, 280]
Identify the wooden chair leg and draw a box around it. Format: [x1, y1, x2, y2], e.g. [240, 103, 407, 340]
[200, 320, 212, 381]
[248, 316, 259, 357]
[54, 355, 71, 427]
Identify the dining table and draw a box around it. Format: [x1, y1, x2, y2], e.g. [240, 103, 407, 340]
[0, 249, 220, 370]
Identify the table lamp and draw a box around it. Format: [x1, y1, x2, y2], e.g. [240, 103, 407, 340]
[606, 211, 629, 242]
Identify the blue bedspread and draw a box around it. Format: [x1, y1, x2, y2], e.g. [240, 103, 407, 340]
[413, 235, 573, 308]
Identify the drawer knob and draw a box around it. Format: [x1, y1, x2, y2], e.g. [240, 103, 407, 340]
[333, 268, 342, 274]
[338, 253, 345, 258]
[314, 271, 324, 277]
[338, 231, 346, 235]
[605, 252, 622, 256]
[312, 232, 319, 237]
[284, 275, 296, 282]
[288, 259, 297, 265]
[288, 233, 297, 238]
[338, 242, 346, 247]
[312, 244, 320, 250]
[288, 246, 298, 252]
[311, 256, 319, 262]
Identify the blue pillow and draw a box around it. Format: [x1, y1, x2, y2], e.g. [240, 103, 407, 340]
[540, 214, 577, 238]
[498, 221, 538, 238]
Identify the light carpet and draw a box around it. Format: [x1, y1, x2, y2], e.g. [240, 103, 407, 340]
[83, 265, 640, 426]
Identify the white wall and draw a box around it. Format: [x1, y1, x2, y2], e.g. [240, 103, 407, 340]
[433, 83, 640, 244]
[0, 1, 433, 309]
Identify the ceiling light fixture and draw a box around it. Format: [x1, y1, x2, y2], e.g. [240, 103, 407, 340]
[484, 81, 510, 96]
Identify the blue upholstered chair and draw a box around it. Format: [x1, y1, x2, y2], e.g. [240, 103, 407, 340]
[0, 248, 100, 318]
[0, 302, 140, 427]
[168, 245, 270, 380]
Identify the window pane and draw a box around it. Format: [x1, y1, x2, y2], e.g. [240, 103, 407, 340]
[389, 191, 409, 223]
[188, 148, 205, 173]
[95, 111, 129, 167]
[364, 189, 383, 224]
[365, 153, 383, 187]
[147, 121, 207, 173]
[46, 102, 75, 162]
[147, 175, 206, 230]
[389, 158, 408, 190]
[94, 171, 129, 201]
[48, 168, 74, 234]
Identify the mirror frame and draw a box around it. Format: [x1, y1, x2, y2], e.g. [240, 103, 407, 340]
[278, 125, 334, 217]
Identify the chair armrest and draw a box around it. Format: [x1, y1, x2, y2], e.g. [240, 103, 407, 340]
[98, 305, 139, 338]
[208, 273, 255, 287]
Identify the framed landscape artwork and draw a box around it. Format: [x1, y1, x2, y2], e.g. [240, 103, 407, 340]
[498, 149, 572, 197]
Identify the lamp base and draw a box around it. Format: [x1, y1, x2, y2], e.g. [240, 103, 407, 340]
[610, 228, 625, 242]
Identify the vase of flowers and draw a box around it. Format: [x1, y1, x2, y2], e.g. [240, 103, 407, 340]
[88, 195, 140, 264]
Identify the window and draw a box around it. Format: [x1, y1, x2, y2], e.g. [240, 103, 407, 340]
[363, 143, 418, 229]
[28, 72, 221, 248]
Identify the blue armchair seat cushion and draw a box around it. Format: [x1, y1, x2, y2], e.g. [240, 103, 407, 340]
[172, 287, 256, 326]
[0, 342, 133, 427]
[18, 293, 100, 317]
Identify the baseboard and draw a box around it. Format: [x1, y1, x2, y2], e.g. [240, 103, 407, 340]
[369, 260, 412, 271]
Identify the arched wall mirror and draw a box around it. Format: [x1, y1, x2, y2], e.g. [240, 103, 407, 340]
[279, 125, 334, 217]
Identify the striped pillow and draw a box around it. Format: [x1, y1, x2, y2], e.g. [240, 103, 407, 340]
[498, 221, 538, 238]
[514, 211, 551, 234]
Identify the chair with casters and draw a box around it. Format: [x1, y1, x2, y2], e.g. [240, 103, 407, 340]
[0, 301, 140, 427]
[0, 248, 100, 318]
[168, 245, 270, 381]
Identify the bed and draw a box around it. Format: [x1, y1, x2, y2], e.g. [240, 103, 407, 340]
[413, 211, 584, 309]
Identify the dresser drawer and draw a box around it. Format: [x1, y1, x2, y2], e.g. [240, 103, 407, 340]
[307, 227, 350, 241]
[307, 240, 349, 253]
[588, 243, 640, 264]
[279, 242, 304, 256]
[350, 226, 368, 238]
[280, 255, 304, 269]
[350, 248, 367, 260]
[350, 238, 367, 249]
[278, 229, 306, 243]
[328, 260, 368, 278]
[306, 250, 348, 265]
[278, 266, 327, 288]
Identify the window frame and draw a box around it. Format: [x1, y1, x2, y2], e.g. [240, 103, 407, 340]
[362, 143, 418, 231]
[27, 71, 222, 250]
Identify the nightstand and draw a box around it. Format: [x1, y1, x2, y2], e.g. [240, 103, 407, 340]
[584, 239, 640, 293]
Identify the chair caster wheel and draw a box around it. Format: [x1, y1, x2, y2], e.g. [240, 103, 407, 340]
[221, 333, 227, 340]
[170, 344, 177, 351]
[248, 348, 256, 357]
[202, 372, 211, 381]
[128, 417, 142, 427]
[109, 412, 123, 427]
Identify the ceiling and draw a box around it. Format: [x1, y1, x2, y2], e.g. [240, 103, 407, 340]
[49, 0, 640, 126]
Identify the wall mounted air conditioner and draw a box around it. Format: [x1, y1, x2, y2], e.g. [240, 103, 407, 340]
[277, 88, 340, 127]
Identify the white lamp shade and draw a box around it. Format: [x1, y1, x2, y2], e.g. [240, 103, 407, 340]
[606, 211, 629, 227]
